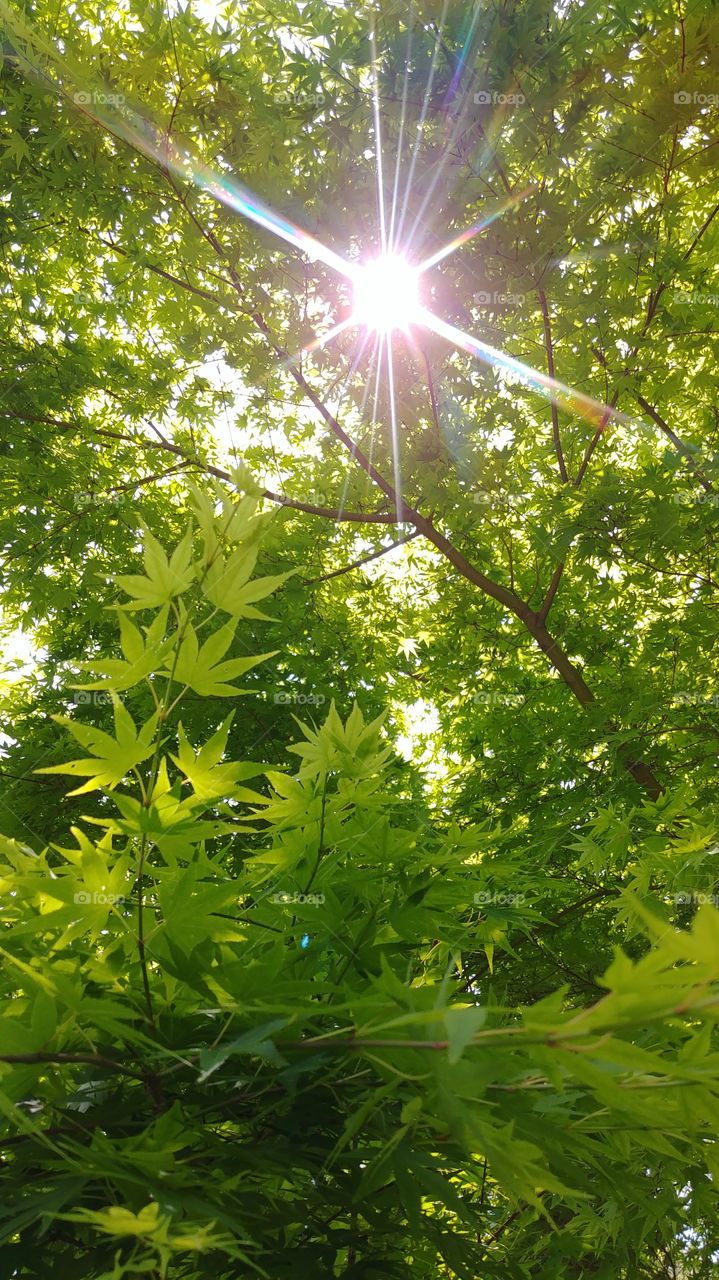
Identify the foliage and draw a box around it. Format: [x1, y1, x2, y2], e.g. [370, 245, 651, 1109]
[0, 486, 717, 1277]
[0, 0, 719, 1274]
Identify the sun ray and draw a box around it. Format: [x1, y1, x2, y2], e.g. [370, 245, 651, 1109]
[5, 2, 631, 509]
[370, 23, 388, 256]
[418, 308, 629, 430]
[416, 185, 535, 273]
[385, 332, 404, 523]
[443, 0, 484, 107]
[366, 333, 385, 485]
[394, 0, 449, 249]
[333, 333, 382, 519]
[281, 317, 355, 370]
[1, 15, 355, 284]
[123, 111, 354, 278]
[405, 4, 491, 254]
[388, 5, 415, 254]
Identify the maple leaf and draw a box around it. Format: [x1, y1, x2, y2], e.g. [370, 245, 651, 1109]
[36, 697, 159, 795]
[162, 620, 276, 697]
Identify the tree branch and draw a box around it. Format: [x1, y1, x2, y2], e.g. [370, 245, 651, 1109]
[537, 560, 564, 623]
[0, 412, 396, 523]
[635, 394, 714, 492]
[537, 288, 568, 483]
[49, 141, 667, 797]
[303, 531, 421, 584]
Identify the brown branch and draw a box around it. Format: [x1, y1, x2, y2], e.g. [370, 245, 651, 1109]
[91, 230, 227, 310]
[0, 411, 395, 524]
[681, 198, 719, 265]
[423, 349, 442, 447]
[49, 143, 667, 796]
[303, 531, 421, 585]
[537, 560, 564, 623]
[574, 400, 616, 487]
[267, 493, 398, 523]
[642, 199, 719, 334]
[635, 395, 714, 492]
[481, 1207, 523, 1247]
[537, 288, 568, 483]
[0, 1052, 149, 1080]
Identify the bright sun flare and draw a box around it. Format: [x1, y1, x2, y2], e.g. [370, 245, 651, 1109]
[352, 255, 421, 334]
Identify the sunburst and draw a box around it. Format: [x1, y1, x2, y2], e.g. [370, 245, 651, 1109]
[6, 3, 629, 519]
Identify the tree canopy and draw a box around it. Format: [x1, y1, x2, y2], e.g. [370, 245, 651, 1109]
[0, 0, 718, 1275]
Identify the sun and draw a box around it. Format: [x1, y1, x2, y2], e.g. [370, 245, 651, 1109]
[352, 254, 421, 334]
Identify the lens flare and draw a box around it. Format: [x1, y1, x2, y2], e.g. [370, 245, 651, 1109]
[419, 308, 628, 429]
[1, 1, 631, 477]
[352, 255, 420, 333]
